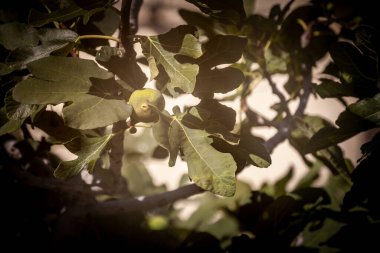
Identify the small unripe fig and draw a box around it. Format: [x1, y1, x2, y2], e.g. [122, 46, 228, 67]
[128, 88, 165, 123]
[128, 126, 137, 134]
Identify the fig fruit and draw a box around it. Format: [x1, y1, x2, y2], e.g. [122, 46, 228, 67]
[128, 88, 165, 123]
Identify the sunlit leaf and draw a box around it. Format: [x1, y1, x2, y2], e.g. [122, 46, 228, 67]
[13, 56, 131, 129]
[54, 133, 113, 179]
[0, 107, 23, 135]
[62, 94, 132, 129]
[264, 48, 288, 74]
[169, 108, 237, 196]
[4, 90, 41, 120]
[139, 25, 201, 96]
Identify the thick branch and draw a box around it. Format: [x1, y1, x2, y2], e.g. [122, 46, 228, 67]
[4, 163, 96, 195]
[120, 0, 143, 51]
[263, 119, 293, 153]
[92, 184, 204, 215]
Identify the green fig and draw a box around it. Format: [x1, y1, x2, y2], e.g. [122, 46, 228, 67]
[128, 88, 165, 123]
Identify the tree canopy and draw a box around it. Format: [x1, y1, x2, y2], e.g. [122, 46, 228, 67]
[1, 0, 379, 252]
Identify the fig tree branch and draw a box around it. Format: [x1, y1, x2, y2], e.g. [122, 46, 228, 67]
[264, 70, 292, 117]
[92, 184, 204, 215]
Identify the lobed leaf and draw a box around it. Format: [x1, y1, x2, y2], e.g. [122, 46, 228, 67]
[0, 23, 78, 75]
[185, 0, 246, 25]
[153, 108, 237, 196]
[0, 22, 39, 50]
[13, 57, 131, 129]
[139, 25, 201, 96]
[349, 93, 380, 125]
[54, 134, 113, 179]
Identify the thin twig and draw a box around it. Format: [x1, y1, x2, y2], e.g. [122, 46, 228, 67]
[295, 65, 312, 117]
[264, 70, 292, 117]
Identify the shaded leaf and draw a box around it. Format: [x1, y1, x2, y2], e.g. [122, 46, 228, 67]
[196, 99, 236, 131]
[73, 0, 113, 10]
[139, 25, 201, 96]
[54, 133, 113, 179]
[122, 154, 165, 196]
[315, 79, 356, 98]
[90, 7, 119, 35]
[192, 35, 246, 97]
[273, 167, 294, 197]
[178, 9, 216, 37]
[279, 5, 321, 52]
[195, 35, 247, 68]
[0, 22, 38, 50]
[33, 110, 81, 143]
[308, 110, 375, 152]
[330, 42, 377, 81]
[349, 93, 380, 125]
[96, 46, 147, 90]
[238, 134, 271, 168]
[185, 0, 246, 24]
[290, 116, 353, 181]
[28, 3, 102, 27]
[194, 67, 244, 96]
[343, 133, 380, 215]
[355, 25, 380, 62]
